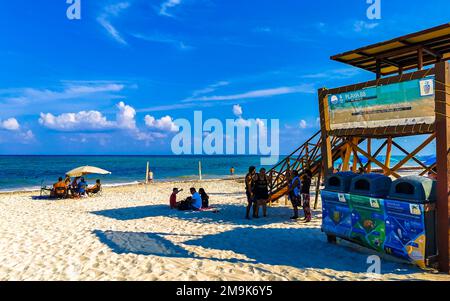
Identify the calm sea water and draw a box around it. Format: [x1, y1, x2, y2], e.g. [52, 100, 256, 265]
[0, 155, 269, 192]
[0, 154, 434, 192]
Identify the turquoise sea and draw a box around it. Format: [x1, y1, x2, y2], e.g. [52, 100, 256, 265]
[0, 154, 434, 192]
[0, 155, 269, 192]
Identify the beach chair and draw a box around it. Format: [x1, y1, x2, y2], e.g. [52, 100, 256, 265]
[87, 184, 103, 197]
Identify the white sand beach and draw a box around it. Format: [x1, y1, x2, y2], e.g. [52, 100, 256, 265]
[0, 178, 449, 281]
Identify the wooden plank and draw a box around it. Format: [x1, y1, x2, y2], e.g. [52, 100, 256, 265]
[347, 140, 401, 178]
[330, 123, 435, 139]
[326, 68, 435, 95]
[385, 137, 393, 169]
[435, 61, 450, 273]
[318, 89, 333, 175]
[390, 134, 436, 172]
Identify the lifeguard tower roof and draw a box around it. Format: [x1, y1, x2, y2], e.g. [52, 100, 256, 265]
[331, 23, 450, 77]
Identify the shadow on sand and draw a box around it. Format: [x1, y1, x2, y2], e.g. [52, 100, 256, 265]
[93, 227, 420, 276]
[91, 203, 302, 226]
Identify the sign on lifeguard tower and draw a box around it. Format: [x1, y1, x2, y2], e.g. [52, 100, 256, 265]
[327, 76, 436, 130]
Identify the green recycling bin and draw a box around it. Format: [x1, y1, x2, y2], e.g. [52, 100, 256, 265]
[384, 176, 437, 268]
[349, 174, 392, 252]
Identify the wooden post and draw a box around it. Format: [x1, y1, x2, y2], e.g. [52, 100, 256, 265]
[376, 59, 381, 79]
[367, 138, 372, 173]
[314, 168, 322, 209]
[198, 161, 202, 180]
[435, 61, 450, 273]
[342, 141, 352, 172]
[385, 137, 393, 169]
[145, 161, 149, 184]
[318, 88, 333, 176]
[418, 48, 424, 70]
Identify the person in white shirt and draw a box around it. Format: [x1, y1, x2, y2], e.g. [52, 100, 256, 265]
[190, 187, 202, 210]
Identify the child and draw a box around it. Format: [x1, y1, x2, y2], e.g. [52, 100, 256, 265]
[169, 188, 182, 209]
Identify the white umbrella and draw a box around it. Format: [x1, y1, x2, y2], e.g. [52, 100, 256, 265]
[66, 166, 111, 178]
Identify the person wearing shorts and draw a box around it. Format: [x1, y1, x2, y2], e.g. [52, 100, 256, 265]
[288, 170, 302, 220]
[301, 169, 312, 222]
[245, 166, 256, 219]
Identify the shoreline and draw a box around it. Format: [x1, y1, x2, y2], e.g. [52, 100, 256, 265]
[0, 176, 245, 195]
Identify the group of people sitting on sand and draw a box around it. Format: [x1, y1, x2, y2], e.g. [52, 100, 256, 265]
[169, 187, 210, 211]
[50, 175, 102, 198]
[244, 166, 312, 222]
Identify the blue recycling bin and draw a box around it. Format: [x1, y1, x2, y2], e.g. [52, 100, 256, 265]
[348, 174, 392, 252]
[384, 176, 437, 268]
[321, 172, 358, 240]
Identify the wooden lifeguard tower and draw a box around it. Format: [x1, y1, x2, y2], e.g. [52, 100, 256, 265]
[268, 23, 450, 273]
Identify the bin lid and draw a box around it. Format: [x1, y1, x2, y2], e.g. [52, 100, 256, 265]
[350, 173, 392, 197]
[388, 175, 436, 203]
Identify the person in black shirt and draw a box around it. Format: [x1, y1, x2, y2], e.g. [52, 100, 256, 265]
[252, 168, 269, 218]
[301, 169, 312, 222]
[245, 166, 256, 219]
[199, 188, 209, 208]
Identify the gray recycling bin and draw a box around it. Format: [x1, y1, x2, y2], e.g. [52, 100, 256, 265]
[384, 175, 437, 268]
[348, 174, 392, 252]
[321, 172, 358, 240]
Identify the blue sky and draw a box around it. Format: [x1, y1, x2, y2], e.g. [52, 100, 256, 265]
[0, 0, 448, 155]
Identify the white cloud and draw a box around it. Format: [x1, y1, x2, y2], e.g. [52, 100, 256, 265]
[184, 84, 315, 102]
[190, 81, 230, 98]
[353, 20, 379, 32]
[132, 33, 193, 50]
[3, 82, 124, 105]
[144, 115, 179, 132]
[97, 2, 130, 45]
[302, 68, 360, 80]
[39, 111, 114, 131]
[233, 104, 243, 117]
[159, 0, 183, 17]
[299, 120, 307, 129]
[0, 118, 20, 131]
[116, 101, 137, 130]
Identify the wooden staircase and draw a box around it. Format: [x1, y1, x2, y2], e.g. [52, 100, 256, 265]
[267, 131, 349, 204]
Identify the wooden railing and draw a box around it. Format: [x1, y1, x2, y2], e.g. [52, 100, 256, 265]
[267, 131, 348, 203]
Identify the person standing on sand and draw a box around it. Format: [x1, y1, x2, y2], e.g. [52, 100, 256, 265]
[252, 168, 269, 218]
[230, 167, 235, 176]
[288, 170, 302, 220]
[301, 169, 312, 222]
[245, 166, 256, 219]
[147, 169, 154, 183]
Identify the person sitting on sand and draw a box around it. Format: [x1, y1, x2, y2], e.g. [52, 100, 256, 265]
[190, 187, 202, 211]
[199, 188, 209, 208]
[70, 177, 80, 196]
[252, 168, 269, 218]
[51, 177, 67, 197]
[170, 188, 182, 209]
[64, 175, 71, 186]
[78, 177, 87, 196]
[86, 179, 102, 195]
